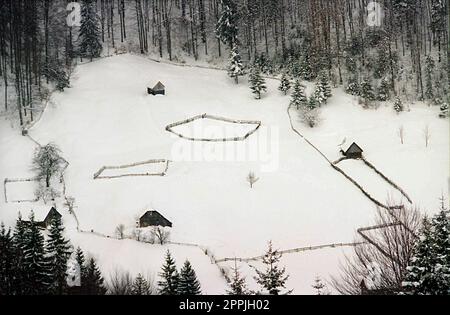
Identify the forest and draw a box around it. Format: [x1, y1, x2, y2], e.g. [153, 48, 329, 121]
[0, 0, 448, 127]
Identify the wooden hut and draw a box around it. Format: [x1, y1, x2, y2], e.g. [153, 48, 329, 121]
[341, 142, 363, 159]
[139, 210, 172, 228]
[147, 81, 165, 96]
[22, 206, 62, 229]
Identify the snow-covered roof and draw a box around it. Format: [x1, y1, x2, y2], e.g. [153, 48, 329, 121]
[340, 138, 363, 153]
[18, 204, 56, 222]
[153, 81, 165, 91]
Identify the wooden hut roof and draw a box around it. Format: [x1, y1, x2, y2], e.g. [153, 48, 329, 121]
[153, 81, 165, 91]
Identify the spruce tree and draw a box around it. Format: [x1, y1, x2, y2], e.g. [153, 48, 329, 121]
[178, 260, 202, 295]
[79, 0, 102, 61]
[278, 72, 291, 95]
[425, 55, 435, 101]
[393, 97, 404, 113]
[346, 77, 360, 96]
[158, 250, 180, 295]
[47, 215, 72, 295]
[377, 78, 390, 101]
[307, 95, 319, 111]
[84, 257, 107, 295]
[227, 260, 250, 295]
[75, 247, 87, 287]
[131, 273, 151, 295]
[254, 241, 291, 295]
[402, 202, 450, 295]
[314, 72, 332, 105]
[290, 79, 307, 110]
[439, 102, 449, 118]
[0, 223, 15, 295]
[249, 66, 267, 100]
[215, 0, 238, 49]
[12, 214, 27, 295]
[360, 78, 375, 106]
[228, 43, 244, 84]
[22, 212, 51, 295]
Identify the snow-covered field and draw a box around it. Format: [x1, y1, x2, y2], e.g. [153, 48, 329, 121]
[0, 54, 448, 294]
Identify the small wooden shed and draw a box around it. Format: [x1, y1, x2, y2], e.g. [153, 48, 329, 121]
[139, 210, 172, 228]
[41, 207, 62, 228]
[22, 206, 62, 229]
[341, 142, 363, 159]
[147, 81, 165, 96]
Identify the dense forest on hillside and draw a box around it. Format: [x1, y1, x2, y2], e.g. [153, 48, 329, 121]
[0, 0, 449, 127]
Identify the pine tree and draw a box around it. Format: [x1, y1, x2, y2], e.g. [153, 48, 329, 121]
[75, 247, 87, 285]
[12, 214, 27, 295]
[290, 79, 307, 110]
[215, 0, 238, 49]
[312, 276, 328, 295]
[0, 223, 15, 295]
[22, 212, 51, 295]
[158, 250, 179, 295]
[84, 257, 107, 295]
[393, 97, 404, 113]
[249, 66, 267, 100]
[346, 77, 360, 96]
[377, 78, 390, 101]
[227, 260, 250, 295]
[79, 0, 102, 61]
[131, 273, 151, 295]
[439, 102, 449, 118]
[278, 72, 291, 95]
[425, 56, 435, 101]
[314, 72, 332, 105]
[307, 95, 319, 111]
[228, 43, 244, 84]
[254, 241, 291, 295]
[360, 78, 375, 106]
[47, 215, 72, 295]
[299, 53, 313, 81]
[402, 202, 450, 295]
[178, 260, 202, 295]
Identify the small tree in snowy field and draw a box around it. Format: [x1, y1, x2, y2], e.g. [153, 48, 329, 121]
[246, 171, 259, 188]
[178, 260, 202, 295]
[227, 259, 251, 295]
[151, 226, 170, 245]
[313, 72, 332, 106]
[79, 0, 103, 61]
[254, 241, 291, 295]
[398, 126, 405, 145]
[424, 55, 435, 101]
[290, 79, 307, 110]
[312, 276, 330, 295]
[393, 97, 404, 113]
[32, 143, 64, 188]
[228, 43, 244, 84]
[301, 107, 320, 128]
[131, 273, 152, 295]
[249, 66, 267, 99]
[158, 250, 179, 295]
[423, 125, 431, 148]
[115, 224, 125, 240]
[278, 72, 291, 95]
[439, 102, 449, 118]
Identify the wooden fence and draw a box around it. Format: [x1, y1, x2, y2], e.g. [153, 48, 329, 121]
[93, 159, 170, 180]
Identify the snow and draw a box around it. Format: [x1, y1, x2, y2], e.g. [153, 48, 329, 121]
[5, 180, 37, 202]
[0, 54, 448, 294]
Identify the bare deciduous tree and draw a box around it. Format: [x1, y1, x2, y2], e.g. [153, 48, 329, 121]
[247, 172, 260, 188]
[115, 224, 125, 240]
[398, 126, 404, 145]
[151, 226, 170, 245]
[331, 200, 421, 295]
[423, 125, 431, 148]
[108, 269, 133, 295]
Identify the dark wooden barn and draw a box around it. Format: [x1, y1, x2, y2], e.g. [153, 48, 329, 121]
[23, 206, 62, 229]
[341, 142, 363, 159]
[147, 81, 165, 96]
[139, 210, 172, 228]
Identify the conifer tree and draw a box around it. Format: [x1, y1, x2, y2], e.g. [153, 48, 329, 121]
[227, 260, 250, 295]
[75, 247, 87, 286]
[47, 215, 72, 295]
[131, 273, 151, 295]
[178, 260, 202, 295]
[346, 77, 360, 96]
[425, 55, 435, 101]
[278, 72, 291, 95]
[377, 78, 390, 101]
[228, 43, 244, 84]
[0, 223, 15, 295]
[314, 72, 332, 105]
[12, 214, 27, 295]
[84, 257, 107, 295]
[393, 97, 404, 113]
[249, 66, 266, 100]
[402, 201, 450, 295]
[22, 212, 51, 295]
[307, 95, 319, 111]
[290, 79, 307, 110]
[439, 102, 449, 118]
[158, 250, 180, 295]
[215, 0, 238, 49]
[360, 78, 375, 106]
[312, 276, 328, 295]
[79, 0, 102, 61]
[254, 241, 291, 295]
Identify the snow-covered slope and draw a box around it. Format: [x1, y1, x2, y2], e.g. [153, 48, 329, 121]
[0, 54, 448, 294]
